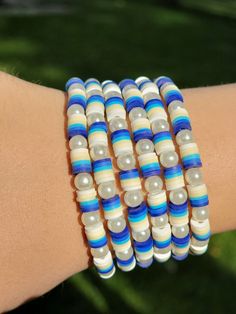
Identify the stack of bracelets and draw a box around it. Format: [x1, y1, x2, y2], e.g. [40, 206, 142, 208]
[65, 75, 211, 279]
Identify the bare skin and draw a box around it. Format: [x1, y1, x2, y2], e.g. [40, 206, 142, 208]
[0, 71, 235, 312]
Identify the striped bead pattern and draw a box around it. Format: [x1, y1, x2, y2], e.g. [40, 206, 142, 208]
[66, 77, 115, 279]
[121, 79, 155, 267]
[156, 76, 210, 256]
[136, 76, 171, 262]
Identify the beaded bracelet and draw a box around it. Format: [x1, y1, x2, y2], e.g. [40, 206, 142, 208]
[119, 79, 155, 268]
[66, 77, 115, 279]
[135, 76, 191, 261]
[156, 76, 210, 255]
[85, 78, 135, 272]
[134, 76, 172, 262]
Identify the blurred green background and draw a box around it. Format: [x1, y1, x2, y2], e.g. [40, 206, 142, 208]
[0, 0, 236, 313]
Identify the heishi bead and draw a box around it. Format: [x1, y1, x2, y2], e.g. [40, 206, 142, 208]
[116, 247, 136, 272]
[138, 153, 161, 178]
[85, 78, 103, 93]
[66, 77, 114, 278]
[169, 200, 189, 226]
[93, 251, 116, 279]
[134, 236, 154, 267]
[131, 118, 153, 143]
[127, 202, 149, 232]
[153, 131, 175, 155]
[111, 129, 133, 157]
[67, 113, 87, 139]
[110, 225, 131, 252]
[86, 95, 105, 116]
[88, 121, 108, 147]
[152, 224, 171, 262]
[93, 158, 115, 184]
[155, 75, 210, 258]
[179, 142, 202, 169]
[101, 195, 123, 220]
[147, 190, 167, 217]
[70, 148, 92, 174]
[144, 97, 167, 123]
[102, 80, 137, 270]
[102, 80, 122, 95]
[163, 164, 185, 191]
[76, 189, 100, 213]
[190, 218, 210, 255]
[187, 183, 209, 208]
[105, 96, 126, 121]
[119, 169, 142, 191]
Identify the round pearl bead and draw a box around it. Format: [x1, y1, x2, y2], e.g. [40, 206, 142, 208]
[98, 181, 116, 199]
[108, 216, 126, 233]
[116, 246, 134, 260]
[168, 100, 184, 114]
[192, 206, 209, 221]
[74, 173, 93, 190]
[91, 245, 109, 258]
[67, 104, 84, 116]
[87, 113, 105, 126]
[86, 89, 103, 98]
[145, 176, 163, 194]
[117, 153, 136, 170]
[135, 139, 154, 155]
[191, 237, 209, 247]
[185, 168, 203, 186]
[124, 189, 143, 207]
[109, 117, 128, 133]
[81, 211, 100, 226]
[169, 187, 187, 205]
[151, 214, 168, 228]
[129, 107, 147, 122]
[90, 145, 108, 161]
[151, 119, 169, 134]
[176, 129, 194, 145]
[132, 228, 150, 242]
[69, 135, 87, 150]
[68, 83, 85, 92]
[104, 91, 121, 99]
[154, 245, 171, 254]
[172, 224, 189, 238]
[160, 150, 179, 168]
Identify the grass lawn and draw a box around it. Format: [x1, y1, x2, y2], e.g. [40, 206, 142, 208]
[1, 1, 236, 313]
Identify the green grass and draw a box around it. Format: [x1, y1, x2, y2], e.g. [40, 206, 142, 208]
[1, 1, 236, 313]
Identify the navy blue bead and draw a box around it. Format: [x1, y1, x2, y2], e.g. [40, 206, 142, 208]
[65, 77, 84, 91]
[119, 79, 137, 90]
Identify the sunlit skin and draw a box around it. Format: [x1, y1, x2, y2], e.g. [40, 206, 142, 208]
[0, 71, 235, 312]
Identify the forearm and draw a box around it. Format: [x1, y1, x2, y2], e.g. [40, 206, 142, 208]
[0, 72, 235, 311]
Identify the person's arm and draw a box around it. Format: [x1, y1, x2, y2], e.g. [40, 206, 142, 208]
[0, 71, 235, 312]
